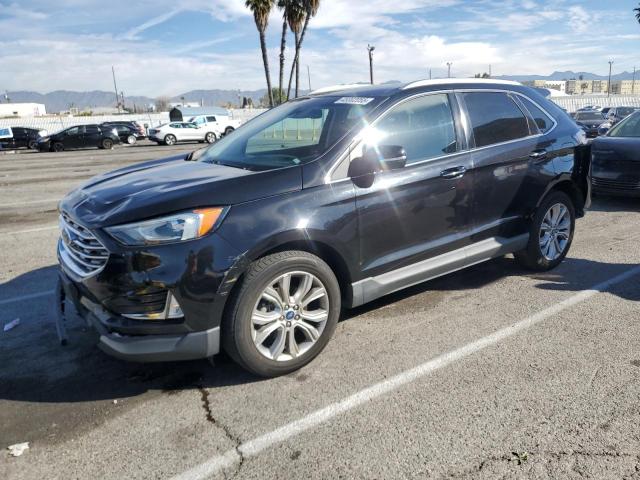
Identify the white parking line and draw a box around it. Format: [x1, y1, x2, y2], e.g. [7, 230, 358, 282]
[0, 225, 58, 236]
[0, 290, 54, 306]
[171, 265, 640, 480]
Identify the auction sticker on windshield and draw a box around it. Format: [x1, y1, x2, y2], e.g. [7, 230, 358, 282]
[335, 97, 375, 105]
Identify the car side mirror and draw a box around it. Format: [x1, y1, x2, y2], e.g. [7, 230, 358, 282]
[348, 145, 407, 188]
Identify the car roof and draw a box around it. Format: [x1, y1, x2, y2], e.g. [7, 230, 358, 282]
[309, 78, 522, 98]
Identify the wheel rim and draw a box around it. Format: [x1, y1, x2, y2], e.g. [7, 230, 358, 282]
[127, 135, 136, 144]
[54, 143, 63, 152]
[166, 136, 175, 145]
[539, 203, 571, 261]
[206, 133, 214, 143]
[251, 271, 329, 362]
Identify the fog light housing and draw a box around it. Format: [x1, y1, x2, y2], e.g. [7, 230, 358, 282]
[122, 293, 184, 321]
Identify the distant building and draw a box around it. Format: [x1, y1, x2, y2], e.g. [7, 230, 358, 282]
[0, 103, 46, 117]
[610, 80, 638, 95]
[543, 80, 566, 93]
[169, 106, 229, 122]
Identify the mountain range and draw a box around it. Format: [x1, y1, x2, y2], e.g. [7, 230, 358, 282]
[5, 71, 638, 112]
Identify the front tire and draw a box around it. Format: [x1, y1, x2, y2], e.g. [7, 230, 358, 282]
[126, 134, 137, 145]
[52, 142, 64, 152]
[224, 127, 234, 136]
[515, 191, 575, 271]
[205, 132, 217, 144]
[222, 251, 341, 377]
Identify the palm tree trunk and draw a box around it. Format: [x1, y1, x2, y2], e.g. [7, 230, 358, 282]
[295, 47, 300, 97]
[278, 19, 287, 104]
[287, 31, 300, 99]
[287, 14, 311, 98]
[259, 28, 274, 107]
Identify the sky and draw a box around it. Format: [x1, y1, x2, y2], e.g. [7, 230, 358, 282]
[1, 0, 639, 96]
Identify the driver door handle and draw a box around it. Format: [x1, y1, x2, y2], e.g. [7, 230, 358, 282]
[440, 166, 467, 179]
[529, 149, 548, 162]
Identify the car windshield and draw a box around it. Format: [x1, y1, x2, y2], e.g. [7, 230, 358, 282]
[197, 95, 385, 171]
[617, 107, 636, 117]
[608, 111, 640, 137]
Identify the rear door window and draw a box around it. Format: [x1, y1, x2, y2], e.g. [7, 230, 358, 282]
[206, 116, 217, 122]
[462, 92, 530, 147]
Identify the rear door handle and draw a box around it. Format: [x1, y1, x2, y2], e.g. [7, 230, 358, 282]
[440, 166, 467, 179]
[529, 150, 548, 161]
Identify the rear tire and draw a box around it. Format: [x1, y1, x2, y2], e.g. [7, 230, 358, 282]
[224, 127, 234, 136]
[515, 191, 575, 271]
[28, 140, 37, 149]
[164, 134, 176, 146]
[222, 251, 341, 377]
[101, 138, 114, 150]
[126, 134, 137, 145]
[205, 132, 217, 144]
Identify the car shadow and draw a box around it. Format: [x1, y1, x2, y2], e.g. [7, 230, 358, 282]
[589, 195, 640, 213]
[2, 254, 637, 404]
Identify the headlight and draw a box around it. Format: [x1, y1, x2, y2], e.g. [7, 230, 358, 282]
[105, 207, 226, 246]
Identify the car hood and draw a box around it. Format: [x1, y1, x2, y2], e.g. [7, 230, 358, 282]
[60, 154, 303, 228]
[576, 119, 603, 127]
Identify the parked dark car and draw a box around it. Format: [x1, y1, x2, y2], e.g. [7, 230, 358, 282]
[573, 111, 606, 138]
[606, 106, 637, 125]
[103, 123, 144, 145]
[101, 121, 146, 138]
[592, 110, 640, 197]
[56, 80, 590, 377]
[37, 124, 120, 152]
[0, 127, 46, 149]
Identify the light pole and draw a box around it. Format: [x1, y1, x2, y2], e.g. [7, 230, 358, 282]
[111, 66, 120, 113]
[446, 62, 452, 78]
[607, 60, 613, 98]
[633, 66, 637, 95]
[367, 45, 375, 84]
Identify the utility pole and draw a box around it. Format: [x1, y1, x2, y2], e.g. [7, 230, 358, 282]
[489, 64, 492, 78]
[111, 66, 120, 113]
[307, 65, 312, 92]
[446, 62, 452, 78]
[429, 68, 432, 80]
[607, 60, 613, 98]
[367, 44, 375, 84]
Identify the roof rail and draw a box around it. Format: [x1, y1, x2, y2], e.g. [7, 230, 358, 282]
[309, 83, 371, 95]
[402, 78, 521, 90]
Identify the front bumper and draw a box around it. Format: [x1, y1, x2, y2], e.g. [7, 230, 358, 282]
[58, 270, 220, 361]
[56, 216, 246, 362]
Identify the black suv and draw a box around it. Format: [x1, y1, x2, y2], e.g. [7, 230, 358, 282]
[57, 80, 590, 377]
[38, 124, 120, 152]
[0, 127, 44, 149]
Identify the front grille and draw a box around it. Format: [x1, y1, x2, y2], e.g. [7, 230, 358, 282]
[59, 212, 109, 278]
[592, 177, 640, 191]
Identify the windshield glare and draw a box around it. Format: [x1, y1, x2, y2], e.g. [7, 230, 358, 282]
[198, 96, 383, 171]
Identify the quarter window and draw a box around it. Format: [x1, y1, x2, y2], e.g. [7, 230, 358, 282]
[370, 93, 458, 164]
[463, 92, 530, 147]
[518, 96, 554, 133]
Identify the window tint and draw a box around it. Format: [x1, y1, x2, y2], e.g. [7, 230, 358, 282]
[206, 116, 217, 122]
[608, 112, 640, 138]
[371, 93, 458, 164]
[65, 127, 80, 135]
[85, 125, 100, 134]
[463, 92, 530, 147]
[519, 96, 554, 133]
[169, 123, 182, 128]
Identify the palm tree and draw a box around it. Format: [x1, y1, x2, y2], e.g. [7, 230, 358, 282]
[287, 0, 320, 98]
[246, 0, 276, 107]
[285, 0, 306, 99]
[635, 3, 640, 22]
[277, 0, 290, 104]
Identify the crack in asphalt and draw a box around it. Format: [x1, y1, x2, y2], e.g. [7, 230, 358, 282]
[198, 387, 245, 479]
[450, 449, 640, 478]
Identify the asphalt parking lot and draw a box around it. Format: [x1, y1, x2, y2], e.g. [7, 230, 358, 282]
[1, 143, 640, 480]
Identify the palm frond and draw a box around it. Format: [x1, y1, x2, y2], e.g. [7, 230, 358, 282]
[245, 0, 275, 29]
